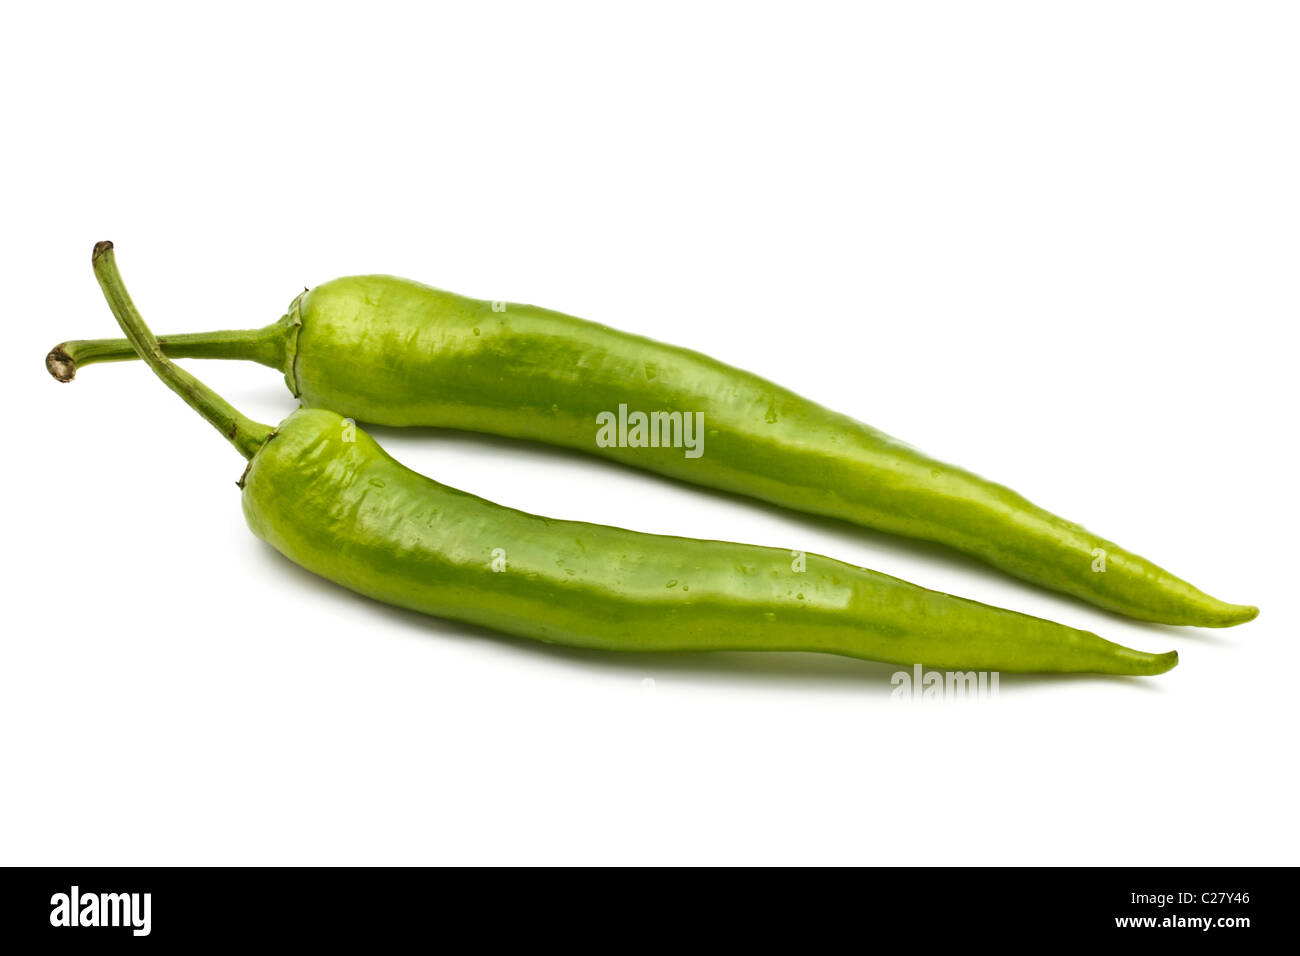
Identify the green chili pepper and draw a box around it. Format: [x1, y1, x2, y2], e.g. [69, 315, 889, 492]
[85, 241, 1176, 676]
[53, 262, 1256, 628]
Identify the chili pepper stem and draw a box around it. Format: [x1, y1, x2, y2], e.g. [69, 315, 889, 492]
[91, 241, 275, 460]
[46, 318, 295, 382]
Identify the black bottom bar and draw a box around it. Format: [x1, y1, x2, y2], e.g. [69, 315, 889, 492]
[0, 866, 1283, 944]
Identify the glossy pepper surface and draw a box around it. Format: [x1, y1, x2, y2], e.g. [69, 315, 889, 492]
[82, 242, 1179, 676]
[51, 273, 1256, 627]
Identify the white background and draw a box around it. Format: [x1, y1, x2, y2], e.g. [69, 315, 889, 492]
[2, 2, 1296, 866]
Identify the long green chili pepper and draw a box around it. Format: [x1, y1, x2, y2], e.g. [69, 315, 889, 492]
[84, 241, 1177, 676]
[53, 260, 1256, 628]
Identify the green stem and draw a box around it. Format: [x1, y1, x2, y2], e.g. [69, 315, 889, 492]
[46, 318, 295, 382]
[91, 241, 275, 460]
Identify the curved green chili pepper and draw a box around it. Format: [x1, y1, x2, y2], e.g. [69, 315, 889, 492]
[53, 265, 1256, 628]
[85, 241, 1177, 676]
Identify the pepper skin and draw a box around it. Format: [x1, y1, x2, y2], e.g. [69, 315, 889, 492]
[238, 407, 1174, 676]
[81, 241, 1179, 678]
[51, 273, 1257, 628]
